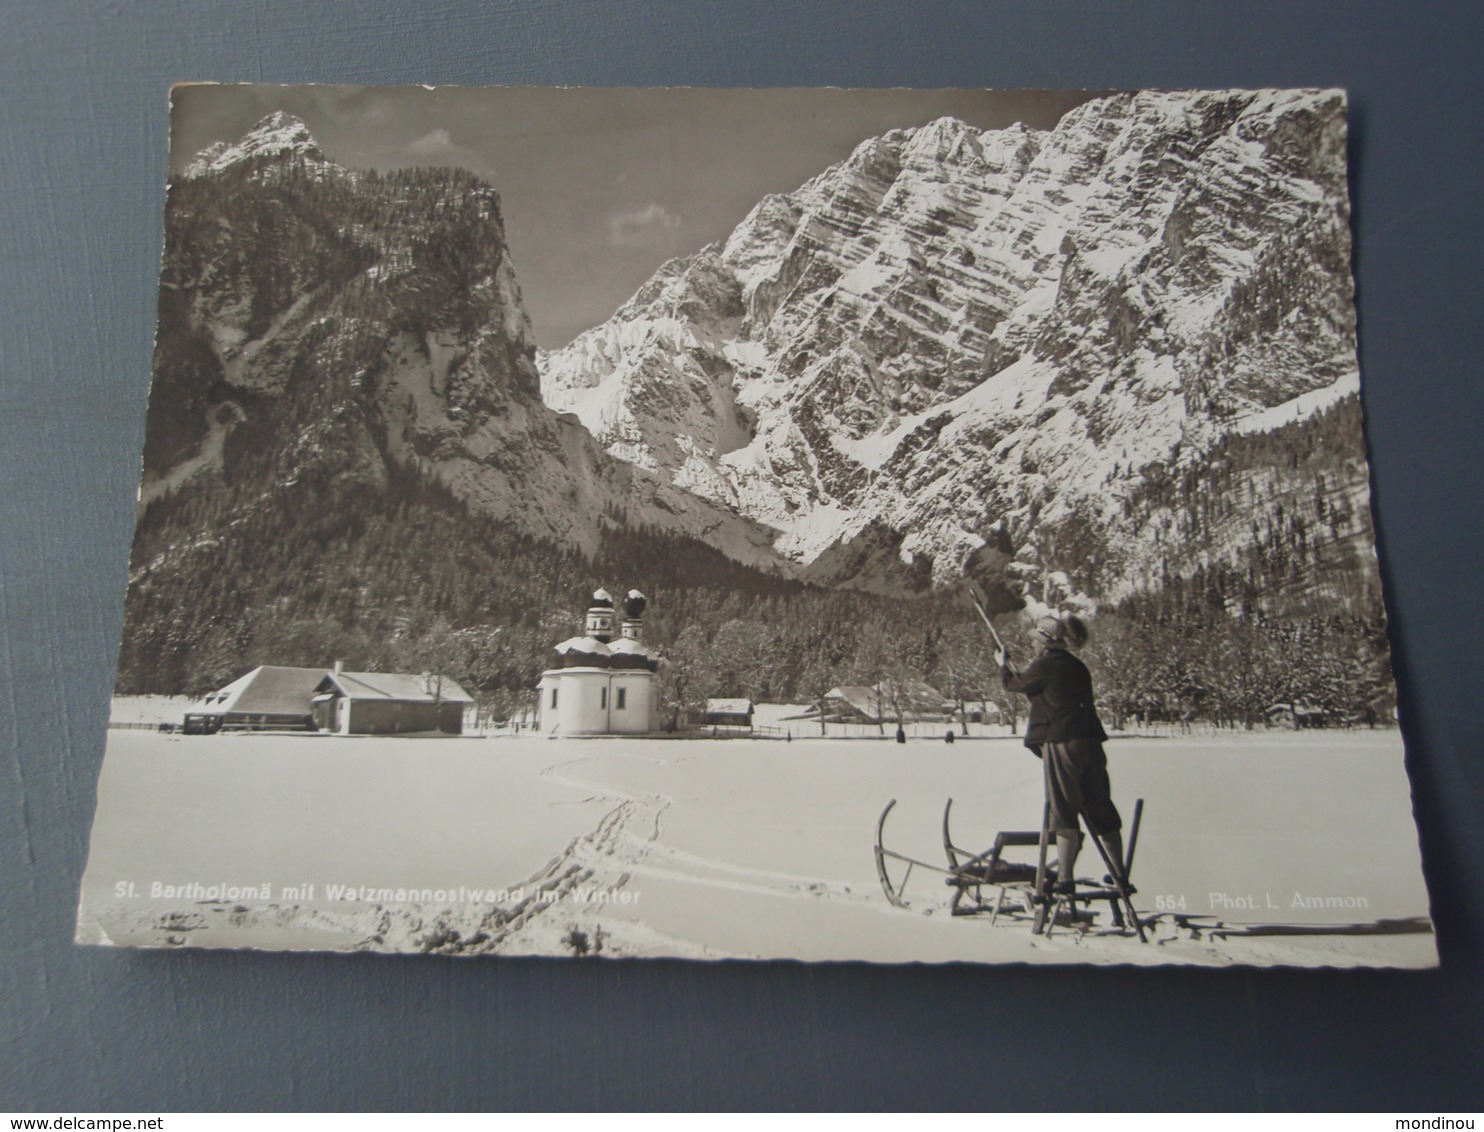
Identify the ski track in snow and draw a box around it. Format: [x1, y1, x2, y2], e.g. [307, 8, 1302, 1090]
[392, 755, 683, 956]
[535, 753, 870, 904]
[80, 746, 860, 960]
[528, 756, 866, 913]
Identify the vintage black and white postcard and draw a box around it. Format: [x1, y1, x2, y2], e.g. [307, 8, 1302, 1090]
[77, 85, 1434, 966]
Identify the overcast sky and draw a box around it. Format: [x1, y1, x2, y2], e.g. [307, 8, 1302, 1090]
[170, 85, 1103, 348]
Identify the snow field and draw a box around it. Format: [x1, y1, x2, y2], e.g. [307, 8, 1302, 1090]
[77, 726, 1434, 967]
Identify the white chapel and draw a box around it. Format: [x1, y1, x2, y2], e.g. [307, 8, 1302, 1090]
[536, 589, 663, 734]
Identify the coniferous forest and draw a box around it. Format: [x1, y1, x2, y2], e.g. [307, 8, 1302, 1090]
[120, 396, 1395, 732]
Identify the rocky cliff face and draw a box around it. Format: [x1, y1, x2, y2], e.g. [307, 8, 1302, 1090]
[540, 90, 1371, 607]
[142, 114, 783, 572]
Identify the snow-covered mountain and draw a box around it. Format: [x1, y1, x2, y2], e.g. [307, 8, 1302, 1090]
[142, 113, 783, 571]
[540, 90, 1372, 606]
[183, 110, 330, 178]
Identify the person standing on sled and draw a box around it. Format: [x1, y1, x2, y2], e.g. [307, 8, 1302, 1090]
[997, 614, 1124, 896]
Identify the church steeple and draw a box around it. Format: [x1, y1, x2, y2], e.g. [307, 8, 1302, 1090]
[584, 588, 616, 643]
[620, 590, 647, 642]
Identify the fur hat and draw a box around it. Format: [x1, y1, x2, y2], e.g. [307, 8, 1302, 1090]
[1063, 613, 1089, 649]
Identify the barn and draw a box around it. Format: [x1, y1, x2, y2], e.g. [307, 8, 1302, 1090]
[804, 681, 956, 725]
[311, 668, 474, 736]
[1266, 701, 1332, 730]
[874, 679, 957, 722]
[702, 699, 754, 729]
[816, 685, 886, 724]
[189, 664, 472, 736]
[193, 665, 326, 731]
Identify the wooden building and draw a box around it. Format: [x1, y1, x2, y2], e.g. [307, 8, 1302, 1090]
[1265, 701, 1331, 730]
[311, 667, 473, 735]
[191, 664, 471, 736]
[804, 681, 956, 725]
[702, 698, 755, 729]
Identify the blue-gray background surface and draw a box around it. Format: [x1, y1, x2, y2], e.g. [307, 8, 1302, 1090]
[3, 0, 1481, 1112]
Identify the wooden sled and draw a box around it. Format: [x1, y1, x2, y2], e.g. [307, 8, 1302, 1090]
[941, 798, 1043, 922]
[876, 796, 1149, 941]
[874, 798, 1049, 923]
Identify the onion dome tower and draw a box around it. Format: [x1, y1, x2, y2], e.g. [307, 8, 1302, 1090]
[609, 590, 661, 672]
[585, 588, 616, 643]
[620, 590, 646, 639]
[550, 589, 617, 670]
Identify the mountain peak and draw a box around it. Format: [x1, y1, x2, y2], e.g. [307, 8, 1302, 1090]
[914, 115, 980, 143]
[896, 115, 988, 169]
[540, 88, 1362, 595]
[183, 111, 328, 178]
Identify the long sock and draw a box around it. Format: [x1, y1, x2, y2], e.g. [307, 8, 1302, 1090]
[1100, 830, 1125, 876]
[1056, 832, 1078, 886]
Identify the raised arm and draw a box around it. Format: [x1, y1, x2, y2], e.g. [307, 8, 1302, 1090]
[1002, 655, 1045, 696]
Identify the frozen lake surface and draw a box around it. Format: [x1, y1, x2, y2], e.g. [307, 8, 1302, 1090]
[78, 726, 1436, 967]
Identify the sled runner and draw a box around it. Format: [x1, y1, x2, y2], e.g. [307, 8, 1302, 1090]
[874, 799, 932, 910]
[873, 797, 1044, 919]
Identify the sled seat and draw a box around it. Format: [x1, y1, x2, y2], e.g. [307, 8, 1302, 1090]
[943, 822, 1043, 920]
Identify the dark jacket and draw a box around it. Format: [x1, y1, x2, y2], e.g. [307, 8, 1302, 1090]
[1002, 645, 1108, 746]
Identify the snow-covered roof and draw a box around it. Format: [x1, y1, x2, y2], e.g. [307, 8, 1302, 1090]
[204, 665, 329, 715]
[555, 636, 613, 656]
[875, 678, 955, 710]
[824, 685, 876, 702]
[819, 682, 954, 721]
[705, 698, 753, 714]
[608, 638, 654, 656]
[319, 670, 474, 704]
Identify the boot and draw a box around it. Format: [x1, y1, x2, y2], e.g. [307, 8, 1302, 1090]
[1099, 830, 1134, 892]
